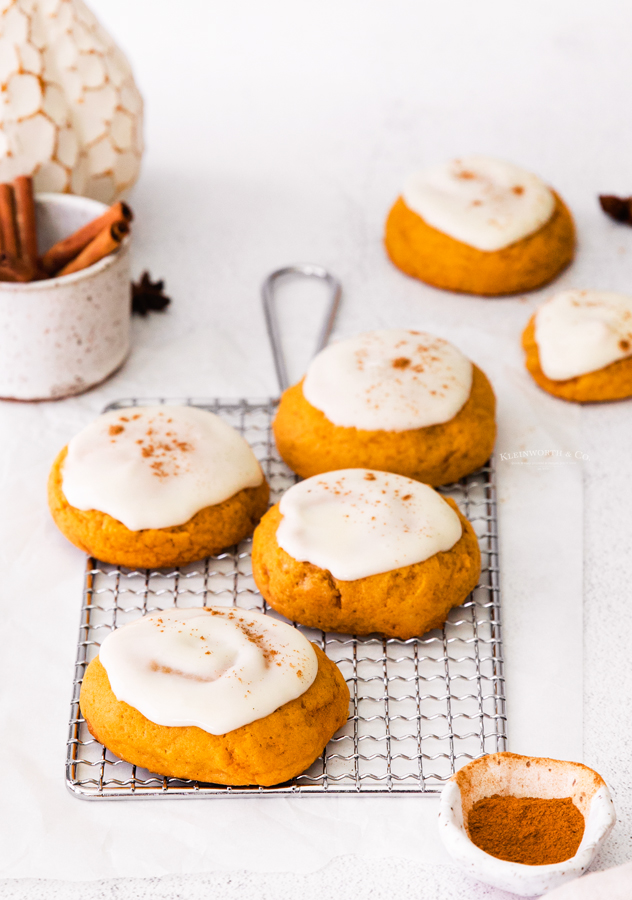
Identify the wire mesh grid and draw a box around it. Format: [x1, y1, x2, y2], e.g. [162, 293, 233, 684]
[66, 396, 506, 799]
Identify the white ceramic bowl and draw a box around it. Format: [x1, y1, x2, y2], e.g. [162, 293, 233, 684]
[0, 193, 130, 401]
[438, 752, 616, 897]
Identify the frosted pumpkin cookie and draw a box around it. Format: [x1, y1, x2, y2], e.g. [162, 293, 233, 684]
[80, 607, 349, 786]
[522, 290, 632, 402]
[48, 406, 270, 568]
[273, 329, 496, 485]
[385, 155, 575, 296]
[252, 469, 481, 639]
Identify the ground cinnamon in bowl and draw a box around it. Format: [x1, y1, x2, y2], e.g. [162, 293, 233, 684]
[467, 794, 585, 866]
[439, 753, 616, 896]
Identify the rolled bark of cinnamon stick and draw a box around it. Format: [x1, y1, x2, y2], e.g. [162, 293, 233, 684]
[42, 201, 132, 275]
[13, 175, 40, 278]
[0, 254, 33, 282]
[57, 220, 129, 277]
[0, 184, 19, 261]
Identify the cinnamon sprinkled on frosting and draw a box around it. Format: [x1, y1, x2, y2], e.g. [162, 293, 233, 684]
[302, 330, 473, 431]
[535, 290, 632, 380]
[402, 156, 554, 251]
[277, 468, 462, 581]
[61, 406, 263, 531]
[98, 607, 318, 735]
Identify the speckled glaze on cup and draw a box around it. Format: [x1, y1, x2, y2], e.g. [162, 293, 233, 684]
[0, 193, 130, 401]
[438, 752, 616, 897]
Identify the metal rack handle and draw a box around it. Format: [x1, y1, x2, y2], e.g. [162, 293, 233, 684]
[262, 264, 342, 394]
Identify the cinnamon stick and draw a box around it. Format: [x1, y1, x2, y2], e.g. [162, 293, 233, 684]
[0, 254, 33, 282]
[0, 269, 21, 282]
[0, 184, 19, 261]
[57, 220, 129, 277]
[41, 201, 132, 275]
[13, 175, 40, 277]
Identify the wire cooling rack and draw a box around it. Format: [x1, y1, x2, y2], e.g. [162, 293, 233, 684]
[66, 396, 506, 799]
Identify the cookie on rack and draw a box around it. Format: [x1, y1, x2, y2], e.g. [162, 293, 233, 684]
[384, 155, 575, 296]
[522, 290, 632, 402]
[80, 606, 349, 786]
[273, 329, 496, 486]
[48, 406, 270, 568]
[251, 468, 481, 639]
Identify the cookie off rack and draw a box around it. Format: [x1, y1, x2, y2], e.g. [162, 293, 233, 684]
[66, 396, 507, 798]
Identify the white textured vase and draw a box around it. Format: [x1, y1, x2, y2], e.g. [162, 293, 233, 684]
[0, 0, 144, 203]
[0, 192, 130, 400]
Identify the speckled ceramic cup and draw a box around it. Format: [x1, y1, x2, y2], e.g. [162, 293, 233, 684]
[0, 193, 131, 401]
[438, 752, 616, 897]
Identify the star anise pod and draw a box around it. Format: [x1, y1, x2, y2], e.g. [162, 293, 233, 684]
[131, 271, 171, 316]
[599, 195, 632, 224]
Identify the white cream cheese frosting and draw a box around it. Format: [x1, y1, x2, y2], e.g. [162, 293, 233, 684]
[402, 155, 555, 252]
[302, 329, 473, 431]
[534, 290, 632, 380]
[98, 607, 318, 735]
[276, 468, 463, 581]
[61, 406, 264, 531]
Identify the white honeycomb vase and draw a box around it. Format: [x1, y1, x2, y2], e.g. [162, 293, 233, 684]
[0, 0, 143, 203]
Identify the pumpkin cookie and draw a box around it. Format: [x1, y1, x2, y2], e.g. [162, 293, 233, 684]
[48, 406, 269, 568]
[273, 329, 496, 485]
[252, 469, 481, 639]
[385, 155, 575, 296]
[80, 607, 349, 786]
[523, 290, 632, 402]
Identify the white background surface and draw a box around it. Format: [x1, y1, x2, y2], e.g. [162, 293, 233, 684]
[2, 0, 632, 896]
